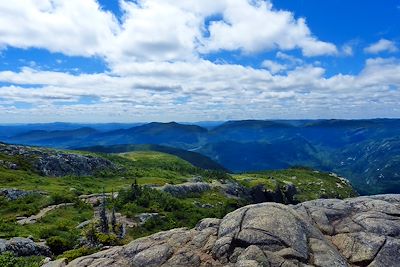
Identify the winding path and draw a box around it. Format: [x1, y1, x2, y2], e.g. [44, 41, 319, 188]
[16, 203, 74, 225]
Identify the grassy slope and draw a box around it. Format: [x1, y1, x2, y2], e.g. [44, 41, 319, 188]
[234, 168, 358, 202]
[0, 147, 357, 264]
[78, 144, 228, 171]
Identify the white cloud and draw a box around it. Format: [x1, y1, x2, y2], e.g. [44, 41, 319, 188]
[341, 44, 354, 56]
[0, 1, 399, 122]
[364, 39, 398, 54]
[198, 1, 337, 57]
[0, 0, 118, 57]
[261, 60, 287, 74]
[0, 0, 337, 63]
[0, 58, 399, 122]
[276, 52, 304, 64]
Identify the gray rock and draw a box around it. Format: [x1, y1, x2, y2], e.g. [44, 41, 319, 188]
[0, 188, 37, 200]
[161, 182, 211, 197]
[134, 213, 159, 225]
[36, 153, 117, 177]
[308, 238, 347, 267]
[131, 244, 173, 267]
[368, 237, 400, 267]
[0, 237, 51, 257]
[76, 220, 92, 229]
[0, 143, 118, 177]
[331, 232, 386, 264]
[237, 245, 269, 265]
[42, 258, 68, 267]
[196, 218, 221, 231]
[59, 195, 400, 267]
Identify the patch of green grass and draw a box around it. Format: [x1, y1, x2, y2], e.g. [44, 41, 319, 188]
[0, 194, 51, 220]
[117, 186, 247, 241]
[234, 167, 357, 202]
[0, 202, 93, 244]
[58, 247, 99, 262]
[0, 252, 43, 267]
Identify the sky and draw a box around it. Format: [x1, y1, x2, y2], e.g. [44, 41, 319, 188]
[0, 0, 399, 123]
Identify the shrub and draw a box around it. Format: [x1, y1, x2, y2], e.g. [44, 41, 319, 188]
[95, 233, 120, 246]
[46, 236, 74, 255]
[59, 247, 98, 262]
[0, 252, 16, 267]
[0, 252, 43, 267]
[50, 193, 76, 205]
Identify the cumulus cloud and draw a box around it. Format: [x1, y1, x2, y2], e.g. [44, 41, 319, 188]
[0, 0, 398, 122]
[364, 39, 398, 54]
[196, 1, 337, 57]
[261, 60, 287, 74]
[0, 58, 399, 122]
[0, 0, 118, 56]
[0, 0, 337, 63]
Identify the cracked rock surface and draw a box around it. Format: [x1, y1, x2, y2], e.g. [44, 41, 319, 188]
[56, 195, 400, 267]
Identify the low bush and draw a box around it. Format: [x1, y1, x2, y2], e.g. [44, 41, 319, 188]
[46, 236, 75, 255]
[59, 247, 98, 262]
[0, 252, 43, 267]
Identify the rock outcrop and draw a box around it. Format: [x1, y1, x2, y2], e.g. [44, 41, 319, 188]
[0, 237, 51, 257]
[0, 188, 39, 200]
[53, 194, 400, 267]
[0, 143, 118, 177]
[250, 183, 298, 204]
[160, 182, 212, 197]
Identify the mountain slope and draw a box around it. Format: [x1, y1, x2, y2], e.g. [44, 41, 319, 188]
[77, 144, 227, 171]
[1, 119, 400, 194]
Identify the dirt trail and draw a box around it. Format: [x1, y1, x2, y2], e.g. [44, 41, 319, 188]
[16, 192, 136, 228]
[16, 203, 74, 225]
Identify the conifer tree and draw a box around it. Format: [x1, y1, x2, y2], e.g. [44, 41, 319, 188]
[111, 188, 117, 233]
[99, 189, 109, 233]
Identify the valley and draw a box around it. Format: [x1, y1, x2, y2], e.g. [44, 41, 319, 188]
[2, 119, 400, 195]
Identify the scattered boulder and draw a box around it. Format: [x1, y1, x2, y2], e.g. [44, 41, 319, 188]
[0, 159, 19, 170]
[0, 237, 51, 257]
[160, 182, 211, 197]
[0, 188, 37, 200]
[135, 213, 160, 225]
[218, 179, 251, 199]
[250, 183, 298, 204]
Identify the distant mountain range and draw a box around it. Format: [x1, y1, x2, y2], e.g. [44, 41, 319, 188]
[1, 119, 400, 195]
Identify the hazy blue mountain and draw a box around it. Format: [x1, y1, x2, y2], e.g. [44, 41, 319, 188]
[1, 119, 400, 194]
[7, 127, 98, 147]
[88, 122, 208, 149]
[0, 122, 142, 139]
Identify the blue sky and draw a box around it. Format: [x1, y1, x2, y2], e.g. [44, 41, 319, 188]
[0, 0, 399, 123]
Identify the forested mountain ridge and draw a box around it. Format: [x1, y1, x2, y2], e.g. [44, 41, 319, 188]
[1, 119, 400, 194]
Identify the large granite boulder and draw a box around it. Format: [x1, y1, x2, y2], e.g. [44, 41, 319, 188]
[47, 195, 400, 266]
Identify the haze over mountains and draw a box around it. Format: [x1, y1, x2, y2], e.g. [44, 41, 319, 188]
[1, 119, 399, 195]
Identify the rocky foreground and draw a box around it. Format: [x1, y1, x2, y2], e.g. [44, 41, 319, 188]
[44, 194, 400, 267]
